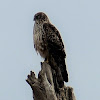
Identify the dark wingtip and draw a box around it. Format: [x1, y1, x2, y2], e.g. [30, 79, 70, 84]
[62, 70, 69, 82]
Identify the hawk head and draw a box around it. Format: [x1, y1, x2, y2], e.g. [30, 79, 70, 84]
[34, 12, 49, 23]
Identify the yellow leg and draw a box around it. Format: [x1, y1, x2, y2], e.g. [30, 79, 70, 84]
[45, 58, 49, 63]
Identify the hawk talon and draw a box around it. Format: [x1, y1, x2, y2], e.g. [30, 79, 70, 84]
[45, 58, 49, 63]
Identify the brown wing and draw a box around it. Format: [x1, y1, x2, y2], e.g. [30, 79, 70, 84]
[43, 23, 68, 82]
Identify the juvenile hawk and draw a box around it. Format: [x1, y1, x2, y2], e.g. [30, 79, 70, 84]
[33, 12, 68, 83]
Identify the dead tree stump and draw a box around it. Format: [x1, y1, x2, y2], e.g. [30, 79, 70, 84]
[26, 61, 76, 100]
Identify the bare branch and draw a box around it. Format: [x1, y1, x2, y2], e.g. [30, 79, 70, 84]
[26, 62, 76, 100]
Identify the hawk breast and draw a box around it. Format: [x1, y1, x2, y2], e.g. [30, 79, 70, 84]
[33, 23, 48, 58]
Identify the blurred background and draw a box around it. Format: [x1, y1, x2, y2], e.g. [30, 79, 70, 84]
[0, 0, 100, 100]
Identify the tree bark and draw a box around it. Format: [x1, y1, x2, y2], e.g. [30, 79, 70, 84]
[26, 61, 76, 100]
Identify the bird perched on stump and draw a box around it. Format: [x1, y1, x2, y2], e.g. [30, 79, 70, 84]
[33, 12, 68, 87]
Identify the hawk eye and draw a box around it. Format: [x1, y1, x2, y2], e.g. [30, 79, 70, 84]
[34, 13, 47, 21]
[38, 15, 40, 19]
[34, 15, 41, 20]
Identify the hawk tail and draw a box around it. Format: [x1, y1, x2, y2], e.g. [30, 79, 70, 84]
[62, 68, 68, 82]
[58, 60, 68, 82]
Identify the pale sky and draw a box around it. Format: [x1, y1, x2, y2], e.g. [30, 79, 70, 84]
[0, 0, 100, 100]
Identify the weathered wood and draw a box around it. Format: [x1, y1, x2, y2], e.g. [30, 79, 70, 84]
[26, 62, 76, 100]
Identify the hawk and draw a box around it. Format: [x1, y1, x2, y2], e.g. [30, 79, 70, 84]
[33, 12, 68, 85]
